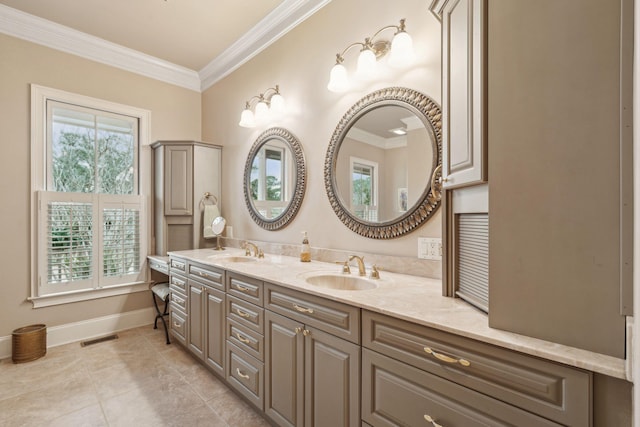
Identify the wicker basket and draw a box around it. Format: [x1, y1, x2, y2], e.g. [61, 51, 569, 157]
[12, 324, 46, 363]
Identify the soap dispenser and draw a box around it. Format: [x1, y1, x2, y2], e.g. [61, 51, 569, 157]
[300, 231, 311, 262]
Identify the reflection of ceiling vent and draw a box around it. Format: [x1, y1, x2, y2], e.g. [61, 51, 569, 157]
[455, 213, 489, 313]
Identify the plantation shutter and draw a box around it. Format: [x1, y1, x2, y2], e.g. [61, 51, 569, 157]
[455, 213, 489, 312]
[99, 195, 144, 286]
[38, 192, 144, 295]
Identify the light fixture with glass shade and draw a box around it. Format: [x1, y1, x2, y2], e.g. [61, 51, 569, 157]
[327, 19, 416, 93]
[238, 85, 286, 128]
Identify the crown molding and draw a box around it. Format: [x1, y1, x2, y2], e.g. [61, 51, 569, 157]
[0, 1, 331, 93]
[199, 0, 332, 91]
[0, 4, 201, 91]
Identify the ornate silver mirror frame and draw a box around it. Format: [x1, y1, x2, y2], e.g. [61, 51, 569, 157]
[325, 87, 442, 239]
[244, 127, 306, 230]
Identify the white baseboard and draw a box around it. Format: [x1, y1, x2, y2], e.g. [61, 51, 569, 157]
[0, 307, 155, 360]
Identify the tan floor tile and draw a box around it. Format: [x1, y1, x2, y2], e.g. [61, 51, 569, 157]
[101, 375, 206, 426]
[0, 326, 271, 426]
[48, 403, 108, 427]
[180, 363, 229, 402]
[207, 388, 271, 427]
[0, 376, 98, 425]
[0, 353, 90, 401]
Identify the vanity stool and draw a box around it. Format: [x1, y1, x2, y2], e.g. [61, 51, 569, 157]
[151, 282, 171, 345]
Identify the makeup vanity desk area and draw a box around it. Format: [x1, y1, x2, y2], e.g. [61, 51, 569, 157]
[149, 250, 627, 427]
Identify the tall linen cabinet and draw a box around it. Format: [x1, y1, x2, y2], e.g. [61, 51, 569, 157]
[152, 141, 222, 255]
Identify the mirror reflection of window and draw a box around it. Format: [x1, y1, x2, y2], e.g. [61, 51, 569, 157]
[250, 143, 290, 219]
[350, 158, 378, 221]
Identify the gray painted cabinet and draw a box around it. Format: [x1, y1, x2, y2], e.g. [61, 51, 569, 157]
[264, 310, 360, 427]
[440, 0, 487, 189]
[171, 257, 226, 377]
[486, 0, 632, 358]
[152, 141, 222, 255]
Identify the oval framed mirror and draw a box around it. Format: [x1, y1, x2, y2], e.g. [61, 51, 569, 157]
[244, 127, 306, 230]
[325, 87, 442, 239]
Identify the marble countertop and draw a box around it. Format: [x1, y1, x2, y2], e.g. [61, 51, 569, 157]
[163, 248, 627, 380]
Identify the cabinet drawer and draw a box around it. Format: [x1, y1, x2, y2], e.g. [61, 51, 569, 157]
[226, 342, 263, 410]
[189, 262, 224, 290]
[265, 283, 360, 344]
[169, 309, 187, 345]
[363, 311, 591, 427]
[149, 259, 169, 274]
[169, 274, 187, 296]
[227, 318, 264, 361]
[227, 295, 264, 334]
[363, 349, 561, 427]
[170, 292, 187, 312]
[227, 272, 263, 306]
[170, 257, 186, 273]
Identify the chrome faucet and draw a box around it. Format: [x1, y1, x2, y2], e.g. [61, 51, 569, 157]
[348, 255, 366, 276]
[244, 241, 261, 257]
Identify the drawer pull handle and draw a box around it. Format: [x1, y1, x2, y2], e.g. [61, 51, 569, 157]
[235, 284, 251, 293]
[236, 333, 251, 344]
[173, 322, 181, 328]
[424, 414, 443, 427]
[293, 303, 314, 314]
[172, 297, 185, 308]
[236, 368, 250, 380]
[198, 271, 210, 279]
[424, 347, 470, 367]
[235, 308, 251, 318]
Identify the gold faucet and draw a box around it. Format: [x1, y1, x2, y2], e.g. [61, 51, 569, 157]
[348, 255, 366, 276]
[244, 241, 261, 257]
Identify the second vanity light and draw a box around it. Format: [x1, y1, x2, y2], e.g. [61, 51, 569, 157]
[238, 85, 285, 128]
[327, 19, 416, 93]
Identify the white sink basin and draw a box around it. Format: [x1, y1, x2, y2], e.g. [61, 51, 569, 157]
[303, 273, 379, 291]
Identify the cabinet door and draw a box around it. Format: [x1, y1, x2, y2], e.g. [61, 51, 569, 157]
[164, 145, 193, 215]
[205, 286, 225, 376]
[305, 327, 360, 427]
[265, 311, 304, 427]
[442, 0, 487, 188]
[187, 281, 204, 359]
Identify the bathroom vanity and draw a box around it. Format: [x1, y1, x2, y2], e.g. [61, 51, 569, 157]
[157, 249, 626, 426]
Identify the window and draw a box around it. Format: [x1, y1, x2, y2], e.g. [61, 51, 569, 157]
[31, 85, 150, 307]
[350, 157, 378, 221]
[250, 144, 289, 219]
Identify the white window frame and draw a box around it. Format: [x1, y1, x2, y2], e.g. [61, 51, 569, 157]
[350, 156, 379, 221]
[30, 84, 152, 308]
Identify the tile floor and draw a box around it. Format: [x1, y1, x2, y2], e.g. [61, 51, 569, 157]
[0, 325, 271, 426]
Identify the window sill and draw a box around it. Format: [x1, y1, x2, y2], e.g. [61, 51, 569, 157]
[29, 282, 150, 308]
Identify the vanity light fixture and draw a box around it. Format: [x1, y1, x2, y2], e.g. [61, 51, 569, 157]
[238, 85, 285, 128]
[327, 19, 416, 93]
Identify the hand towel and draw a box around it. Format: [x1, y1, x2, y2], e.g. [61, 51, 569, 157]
[203, 204, 221, 239]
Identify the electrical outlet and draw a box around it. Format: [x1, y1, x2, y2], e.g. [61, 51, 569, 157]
[418, 237, 442, 260]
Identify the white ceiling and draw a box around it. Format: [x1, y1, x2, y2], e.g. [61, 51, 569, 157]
[0, 0, 330, 91]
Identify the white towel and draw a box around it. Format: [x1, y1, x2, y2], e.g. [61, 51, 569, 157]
[203, 204, 221, 239]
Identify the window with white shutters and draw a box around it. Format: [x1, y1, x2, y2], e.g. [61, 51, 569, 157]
[31, 85, 149, 305]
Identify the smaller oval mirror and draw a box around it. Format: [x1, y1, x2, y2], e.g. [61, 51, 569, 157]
[211, 216, 226, 235]
[244, 127, 306, 230]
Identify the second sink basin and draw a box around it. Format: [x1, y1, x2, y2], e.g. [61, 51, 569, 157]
[303, 273, 379, 291]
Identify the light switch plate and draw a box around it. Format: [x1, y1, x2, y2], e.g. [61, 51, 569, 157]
[418, 237, 442, 260]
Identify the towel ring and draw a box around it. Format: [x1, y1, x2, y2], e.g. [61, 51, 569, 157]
[199, 192, 218, 210]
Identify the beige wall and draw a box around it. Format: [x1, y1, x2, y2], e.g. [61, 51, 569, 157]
[202, 0, 442, 256]
[0, 33, 201, 336]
